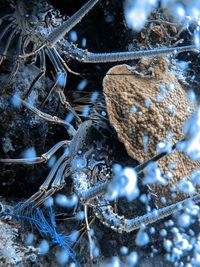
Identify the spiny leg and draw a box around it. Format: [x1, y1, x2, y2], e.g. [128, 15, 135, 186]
[0, 20, 14, 44]
[73, 217, 95, 250]
[95, 193, 200, 233]
[20, 98, 76, 135]
[41, 47, 67, 106]
[77, 140, 199, 232]
[0, 22, 15, 64]
[15, 152, 70, 212]
[0, 140, 69, 164]
[52, 48, 82, 123]
[134, 139, 182, 173]
[33, 161, 71, 208]
[55, 48, 80, 76]
[24, 48, 46, 98]
[0, 14, 12, 24]
[57, 89, 82, 124]
[21, 35, 31, 55]
[5, 31, 24, 86]
[1, 25, 16, 53]
[78, 140, 181, 203]
[70, 44, 198, 63]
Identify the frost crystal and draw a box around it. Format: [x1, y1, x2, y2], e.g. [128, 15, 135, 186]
[120, 246, 129, 255]
[163, 239, 173, 252]
[190, 168, 200, 185]
[194, 26, 200, 49]
[177, 213, 191, 228]
[56, 249, 69, 265]
[156, 141, 172, 154]
[57, 73, 66, 87]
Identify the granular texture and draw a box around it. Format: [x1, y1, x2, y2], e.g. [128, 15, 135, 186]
[103, 59, 195, 162]
[103, 59, 200, 206]
[155, 149, 200, 206]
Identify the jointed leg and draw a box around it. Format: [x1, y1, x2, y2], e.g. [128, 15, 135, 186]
[94, 193, 200, 233]
[5, 31, 26, 87]
[17, 0, 100, 59]
[41, 47, 67, 106]
[20, 98, 76, 135]
[24, 49, 46, 98]
[0, 22, 15, 65]
[0, 140, 69, 164]
[134, 139, 182, 173]
[15, 152, 70, 211]
[0, 21, 13, 45]
[1, 26, 16, 56]
[57, 89, 82, 124]
[78, 140, 181, 203]
[0, 14, 12, 24]
[78, 139, 195, 232]
[33, 161, 70, 208]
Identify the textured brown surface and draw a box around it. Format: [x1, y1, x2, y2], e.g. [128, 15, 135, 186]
[103, 59, 200, 206]
[103, 59, 195, 162]
[155, 149, 200, 206]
